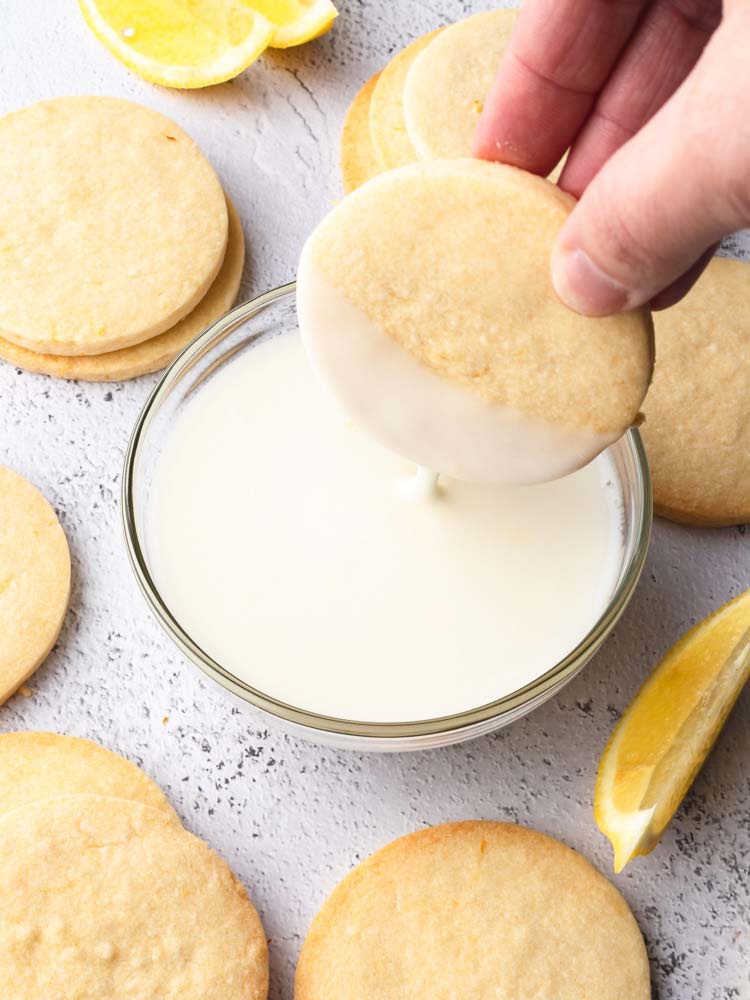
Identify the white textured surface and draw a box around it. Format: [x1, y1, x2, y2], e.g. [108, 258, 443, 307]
[1, 3, 748, 998]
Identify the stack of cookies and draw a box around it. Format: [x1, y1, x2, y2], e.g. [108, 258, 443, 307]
[0, 731, 268, 999]
[0, 96, 244, 381]
[341, 9, 563, 194]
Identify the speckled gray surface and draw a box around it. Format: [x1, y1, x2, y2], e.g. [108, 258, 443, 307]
[1, 2, 749, 998]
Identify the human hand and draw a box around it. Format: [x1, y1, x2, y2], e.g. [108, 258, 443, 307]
[474, 0, 750, 315]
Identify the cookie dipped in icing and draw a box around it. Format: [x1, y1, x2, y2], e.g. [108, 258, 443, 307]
[297, 159, 653, 483]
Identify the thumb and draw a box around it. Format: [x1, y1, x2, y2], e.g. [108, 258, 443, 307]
[551, 11, 750, 317]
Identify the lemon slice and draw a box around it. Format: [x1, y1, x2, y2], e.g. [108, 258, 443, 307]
[77, 0, 275, 89]
[595, 588, 750, 873]
[250, 0, 338, 48]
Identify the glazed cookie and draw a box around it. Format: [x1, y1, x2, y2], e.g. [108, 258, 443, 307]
[0, 467, 70, 703]
[369, 30, 442, 169]
[0, 198, 245, 381]
[296, 821, 651, 1000]
[0, 97, 228, 356]
[0, 732, 176, 819]
[403, 8, 519, 160]
[341, 75, 383, 193]
[297, 159, 653, 483]
[0, 795, 268, 999]
[642, 256, 750, 526]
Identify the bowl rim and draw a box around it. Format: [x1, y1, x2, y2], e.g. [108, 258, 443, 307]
[122, 282, 653, 741]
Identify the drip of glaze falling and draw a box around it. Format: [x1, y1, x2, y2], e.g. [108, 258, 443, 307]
[398, 465, 441, 501]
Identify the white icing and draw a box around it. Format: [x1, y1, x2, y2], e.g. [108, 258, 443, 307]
[296, 248, 617, 484]
[397, 466, 441, 501]
[147, 333, 625, 723]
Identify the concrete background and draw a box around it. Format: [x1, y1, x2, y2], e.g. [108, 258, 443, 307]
[1, 1, 748, 997]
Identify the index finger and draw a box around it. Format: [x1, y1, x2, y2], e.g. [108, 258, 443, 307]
[473, 0, 648, 177]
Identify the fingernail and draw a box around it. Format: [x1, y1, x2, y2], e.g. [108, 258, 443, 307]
[551, 246, 632, 317]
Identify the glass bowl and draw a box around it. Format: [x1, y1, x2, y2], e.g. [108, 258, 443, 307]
[122, 283, 652, 751]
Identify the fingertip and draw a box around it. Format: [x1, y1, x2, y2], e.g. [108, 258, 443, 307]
[472, 97, 521, 163]
[551, 242, 633, 317]
[471, 120, 497, 161]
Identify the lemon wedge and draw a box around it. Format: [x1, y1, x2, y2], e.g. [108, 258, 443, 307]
[595, 588, 750, 873]
[251, 0, 338, 48]
[77, 0, 276, 89]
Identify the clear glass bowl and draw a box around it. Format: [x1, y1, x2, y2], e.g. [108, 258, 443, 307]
[122, 283, 652, 751]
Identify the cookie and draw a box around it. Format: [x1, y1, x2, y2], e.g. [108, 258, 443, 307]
[0, 197, 245, 381]
[0, 96, 227, 356]
[0, 795, 268, 999]
[362, 15, 563, 183]
[369, 30, 442, 169]
[0, 732, 176, 819]
[403, 9, 519, 160]
[297, 159, 653, 483]
[0, 467, 70, 703]
[296, 821, 650, 1000]
[641, 256, 750, 526]
[341, 74, 383, 194]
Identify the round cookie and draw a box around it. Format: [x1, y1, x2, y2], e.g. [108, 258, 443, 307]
[641, 256, 750, 526]
[297, 159, 654, 483]
[341, 74, 383, 194]
[403, 8, 519, 159]
[369, 29, 442, 169]
[0, 96, 228, 356]
[0, 732, 176, 819]
[296, 821, 651, 1000]
[0, 468, 70, 703]
[0, 197, 245, 381]
[0, 795, 268, 1000]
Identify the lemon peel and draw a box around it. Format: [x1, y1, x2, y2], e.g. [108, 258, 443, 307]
[595, 588, 750, 872]
[78, 0, 275, 89]
[252, 0, 338, 48]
